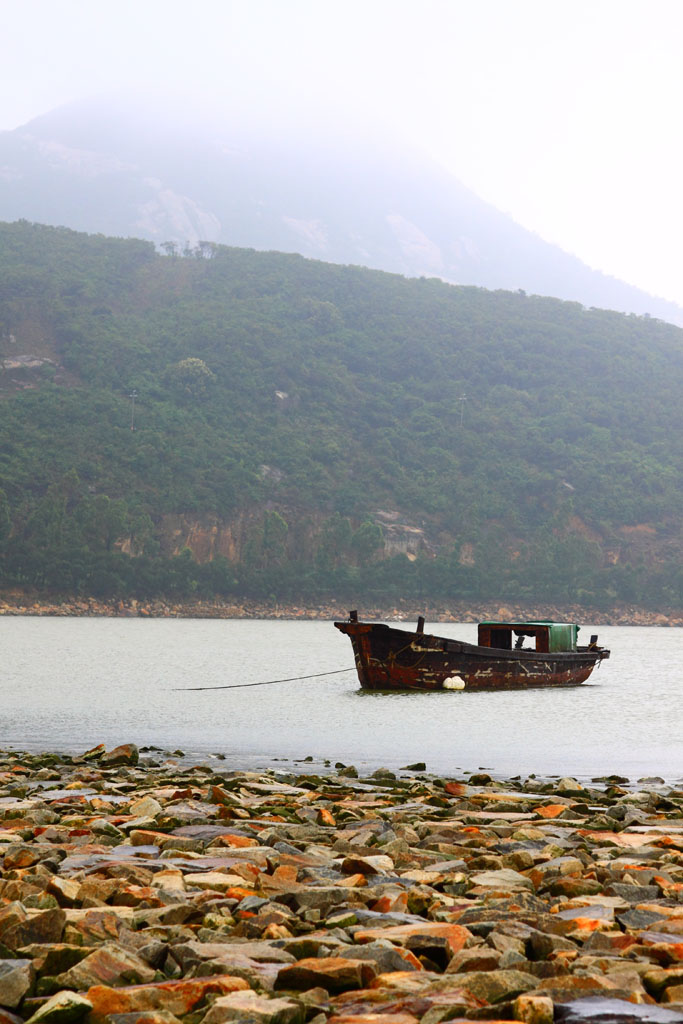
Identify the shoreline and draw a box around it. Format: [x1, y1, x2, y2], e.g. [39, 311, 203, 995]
[4, 743, 682, 790]
[1, 744, 682, 1023]
[1, 593, 681, 626]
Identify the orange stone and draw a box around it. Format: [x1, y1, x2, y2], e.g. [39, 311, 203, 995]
[655, 836, 683, 851]
[393, 948, 423, 971]
[212, 833, 258, 848]
[3, 848, 39, 869]
[128, 830, 168, 846]
[86, 975, 249, 1019]
[534, 804, 569, 819]
[272, 864, 299, 883]
[342, 873, 367, 888]
[224, 886, 257, 901]
[370, 893, 409, 914]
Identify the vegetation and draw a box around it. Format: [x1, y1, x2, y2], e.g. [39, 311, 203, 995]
[0, 220, 681, 609]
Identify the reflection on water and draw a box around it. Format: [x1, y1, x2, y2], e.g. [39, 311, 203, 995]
[1, 617, 681, 782]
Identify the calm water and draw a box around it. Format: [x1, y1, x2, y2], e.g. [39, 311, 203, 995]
[1, 618, 681, 783]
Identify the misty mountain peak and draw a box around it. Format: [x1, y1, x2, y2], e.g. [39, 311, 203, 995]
[2, 97, 682, 324]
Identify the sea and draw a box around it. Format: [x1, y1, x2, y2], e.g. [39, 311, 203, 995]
[1, 618, 681, 784]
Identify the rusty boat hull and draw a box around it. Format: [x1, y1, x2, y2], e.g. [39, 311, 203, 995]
[334, 619, 610, 692]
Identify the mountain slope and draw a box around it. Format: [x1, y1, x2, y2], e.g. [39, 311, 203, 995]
[1, 100, 682, 326]
[0, 220, 681, 609]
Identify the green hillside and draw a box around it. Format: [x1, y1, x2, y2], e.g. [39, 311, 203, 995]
[0, 220, 681, 609]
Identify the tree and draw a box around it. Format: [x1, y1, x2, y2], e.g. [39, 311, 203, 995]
[164, 358, 216, 400]
[0, 489, 11, 551]
[263, 511, 288, 567]
[351, 520, 383, 562]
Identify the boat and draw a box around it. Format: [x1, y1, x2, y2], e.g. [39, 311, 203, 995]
[334, 611, 610, 691]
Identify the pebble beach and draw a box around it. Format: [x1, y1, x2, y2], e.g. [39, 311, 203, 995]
[1, 746, 683, 1023]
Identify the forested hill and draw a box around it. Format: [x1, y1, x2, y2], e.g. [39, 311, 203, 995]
[0, 220, 681, 610]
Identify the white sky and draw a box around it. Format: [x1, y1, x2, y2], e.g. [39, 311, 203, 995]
[3, 0, 683, 306]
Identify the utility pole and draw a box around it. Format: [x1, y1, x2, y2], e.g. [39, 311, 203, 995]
[458, 393, 467, 427]
[130, 389, 137, 431]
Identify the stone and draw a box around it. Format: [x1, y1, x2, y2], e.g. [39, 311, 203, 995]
[643, 966, 683, 999]
[202, 990, 305, 1023]
[128, 797, 163, 819]
[170, 940, 295, 972]
[109, 1015, 181, 1024]
[85, 976, 250, 1017]
[2, 750, 683, 1024]
[16, 944, 90, 977]
[341, 944, 421, 975]
[528, 932, 579, 960]
[3, 845, 41, 870]
[341, 855, 394, 875]
[445, 947, 503, 973]
[533, 975, 620, 1001]
[0, 959, 34, 1009]
[554, 998, 683, 1022]
[662, 984, 683, 1004]
[55, 942, 156, 989]
[0, 1009, 24, 1024]
[81, 745, 106, 762]
[456, 968, 538, 1004]
[0, 904, 29, 946]
[513, 993, 553, 1024]
[353, 923, 471, 956]
[328, 1014, 420, 1024]
[183, 871, 250, 892]
[46, 878, 81, 906]
[274, 957, 377, 994]
[100, 745, 139, 767]
[23, 991, 93, 1024]
[469, 868, 535, 892]
[0, 908, 66, 950]
[556, 778, 583, 796]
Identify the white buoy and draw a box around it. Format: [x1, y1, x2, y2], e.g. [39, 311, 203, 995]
[442, 675, 466, 690]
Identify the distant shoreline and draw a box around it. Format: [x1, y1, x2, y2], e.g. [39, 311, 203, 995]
[0, 593, 680, 626]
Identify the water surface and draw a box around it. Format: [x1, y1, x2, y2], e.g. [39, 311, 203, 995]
[1, 618, 681, 782]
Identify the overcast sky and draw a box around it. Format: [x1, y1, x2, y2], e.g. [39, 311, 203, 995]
[3, 0, 683, 306]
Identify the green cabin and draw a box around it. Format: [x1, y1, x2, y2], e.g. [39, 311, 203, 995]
[478, 620, 579, 654]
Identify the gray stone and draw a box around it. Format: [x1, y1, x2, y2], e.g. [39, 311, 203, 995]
[469, 868, 535, 891]
[457, 968, 538, 1003]
[23, 991, 92, 1024]
[55, 942, 155, 990]
[0, 959, 34, 1009]
[202, 990, 304, 1024]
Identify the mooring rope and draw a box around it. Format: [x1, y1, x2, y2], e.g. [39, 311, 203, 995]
[174, 666, 356, 692]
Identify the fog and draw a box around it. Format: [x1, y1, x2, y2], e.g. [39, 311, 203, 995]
[4, 0, 683, 307]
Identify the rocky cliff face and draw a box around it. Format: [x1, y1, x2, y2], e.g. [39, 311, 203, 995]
[147, 509, 429, 565]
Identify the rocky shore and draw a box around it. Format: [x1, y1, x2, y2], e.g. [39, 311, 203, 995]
[1, 747, 683, 1023]
[0, 594, 681, 626]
